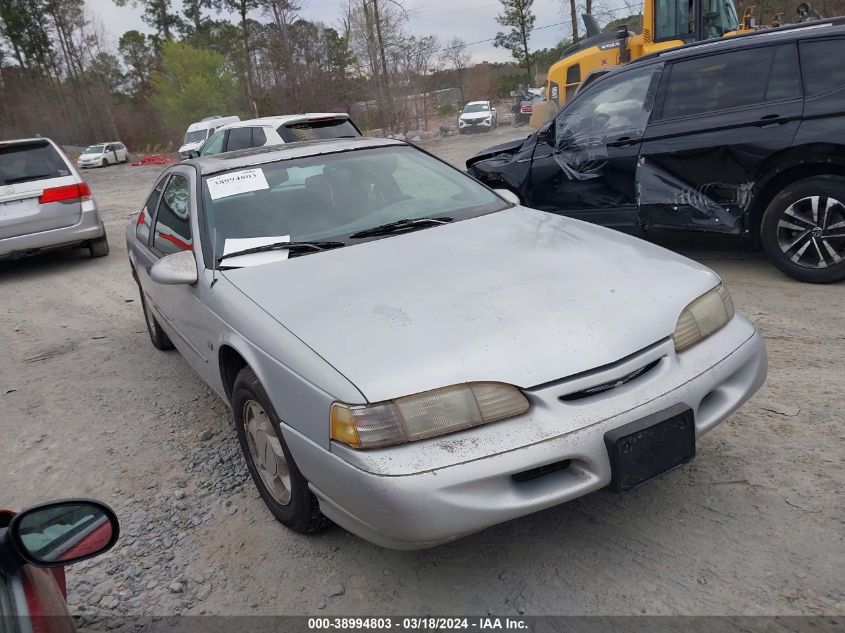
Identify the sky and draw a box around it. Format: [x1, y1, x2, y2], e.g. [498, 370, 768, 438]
[84, 0, 639, 64]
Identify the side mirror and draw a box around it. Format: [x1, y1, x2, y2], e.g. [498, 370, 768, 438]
[150, 250, 198, 285]
[189, 150, 200, 159]
[494, 189, 521, 205]
[5, 500, 119, 568]
[537, 120, 555, 145]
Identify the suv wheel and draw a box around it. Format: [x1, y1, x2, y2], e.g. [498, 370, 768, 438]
[760, 175, 845, 283]
[232, 366, 331, 534]
[88, 234, 109, 257]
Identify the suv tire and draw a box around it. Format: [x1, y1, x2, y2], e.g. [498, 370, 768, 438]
[88, 234, 109, 258]
[761, 175, 845, 283]
[232, 366, 331, 534]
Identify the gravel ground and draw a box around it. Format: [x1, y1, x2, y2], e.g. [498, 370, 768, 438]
[1, 126, 843, 622]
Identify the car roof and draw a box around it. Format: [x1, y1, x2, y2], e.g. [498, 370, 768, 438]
[183, 136, 406, 176]
[0, 137, 59, 146]
[465, 101, 490, 105]
[221, 113, 351, 130]
[637, 17, 845, 64]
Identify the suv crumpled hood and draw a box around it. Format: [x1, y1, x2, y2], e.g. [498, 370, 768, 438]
[223, 207, 719, 402]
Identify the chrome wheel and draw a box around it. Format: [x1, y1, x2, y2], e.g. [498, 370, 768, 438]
[777, 195, 845, 269]
[243, 400, 291, 505]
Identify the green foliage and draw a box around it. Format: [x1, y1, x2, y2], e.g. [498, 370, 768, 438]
[532, 40, 572, 74]
[150, 41, 239, 133]
[493, 0, 536, 76]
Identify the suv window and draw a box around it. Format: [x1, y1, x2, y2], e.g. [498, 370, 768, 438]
[226, 127, 254, 152]
[252, 127, 267, 147]
[278, 119, 360, 143]
[153, 174, 192, 255]
[137, 177, 166, 243]
[800, 39, 845, 97]
[660, 44, 800, 119]
[201, 130, 226, 156]
[0, 140, 71, 185]
[555, 65, 660, 144]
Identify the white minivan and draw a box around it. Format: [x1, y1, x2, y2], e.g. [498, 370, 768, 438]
[178, 116, 240, 159]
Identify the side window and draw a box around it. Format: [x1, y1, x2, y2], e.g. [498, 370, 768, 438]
[800, 39, 845, 98]
[226, 127, 253, 151]
[136, 178, 166, 244]
[659, 45, 796, 119]
[252, 127, 267, 146]
[654, 0, 692, 42]
[200, 131, 226, 156]
[152, 174, 192, 255]
[555, 65, 660, 145]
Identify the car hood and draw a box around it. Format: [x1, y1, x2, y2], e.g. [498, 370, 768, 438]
[78, 153, 101, 160]
[179, 142, 201, 153]
[222, 207, 719, 402]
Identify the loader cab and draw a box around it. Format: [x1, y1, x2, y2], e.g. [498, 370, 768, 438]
[545, 0, 745, 109]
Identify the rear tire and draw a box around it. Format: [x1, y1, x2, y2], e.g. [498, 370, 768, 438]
[88, 234, 109, 258]
[232, 366, 330, 534]
[760, 175, 845, 283]
[135, 276, 173, 350]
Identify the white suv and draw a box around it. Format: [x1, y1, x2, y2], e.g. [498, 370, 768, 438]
[195, 114, 361, 157]
[0, 138, 108, 260]
[458, 101, 498, 134]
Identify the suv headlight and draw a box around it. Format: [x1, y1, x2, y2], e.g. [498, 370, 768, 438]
[673, 283, 735, 352]
[331, 382, 529, 449]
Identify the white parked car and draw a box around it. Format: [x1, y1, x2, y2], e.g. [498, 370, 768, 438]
[458, 101, 498, 134]
[1, 137, 108, 260]
[195, 114, 361, 157]
[179, 116, 240, 159]
[77, 142, 128, 168]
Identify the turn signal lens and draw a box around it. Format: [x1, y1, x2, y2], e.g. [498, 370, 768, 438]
[673, 284, 735, 352]
[330, 382, 529, 449]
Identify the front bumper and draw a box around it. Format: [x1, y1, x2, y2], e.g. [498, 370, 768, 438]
[0, 201, 105, 258]
[459, 118, 493, 131]
[285, 316, 767, 549]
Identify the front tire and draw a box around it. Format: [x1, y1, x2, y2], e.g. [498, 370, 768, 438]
[101, 158, 108, 167]
[232, 366, 330, 534]
[135, 276, 173, 350]
[760, 175, 845, 283]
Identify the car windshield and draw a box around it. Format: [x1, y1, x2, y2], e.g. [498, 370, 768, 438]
[0, 140, 70, 185]
[203, 145, 509, 262]
[184, 130, 208, 144]
[277, 119, 360, 143]
[84, 145, 105, 154]
[463, 104, 489, 113]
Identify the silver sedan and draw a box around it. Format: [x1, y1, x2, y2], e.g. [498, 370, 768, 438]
[125, 137, 767, 549]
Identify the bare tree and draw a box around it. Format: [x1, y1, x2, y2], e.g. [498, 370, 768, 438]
[439, 37, 471, 103]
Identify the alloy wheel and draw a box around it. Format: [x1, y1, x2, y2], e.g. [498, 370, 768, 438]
[243, 399, 291, 505]
[776, 195, 845, 269]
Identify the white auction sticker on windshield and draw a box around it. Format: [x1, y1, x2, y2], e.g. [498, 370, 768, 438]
[206, 168, 269, 200]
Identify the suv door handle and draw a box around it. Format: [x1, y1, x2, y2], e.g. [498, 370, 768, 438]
[756, 114, 787, 127]
[607, 136, 640, 148]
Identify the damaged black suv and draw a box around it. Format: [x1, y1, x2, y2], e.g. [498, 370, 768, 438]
[467, 20, 845, 283]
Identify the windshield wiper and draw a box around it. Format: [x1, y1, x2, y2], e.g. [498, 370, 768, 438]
[4, 174, 53, 185]
[349, 217, 453, 239]
[217, 240, 345, 264]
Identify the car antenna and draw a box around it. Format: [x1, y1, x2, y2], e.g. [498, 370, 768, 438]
[211, 227, 218, 288]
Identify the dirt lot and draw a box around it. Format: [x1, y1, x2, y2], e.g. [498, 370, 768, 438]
[1, 126, 843, 620]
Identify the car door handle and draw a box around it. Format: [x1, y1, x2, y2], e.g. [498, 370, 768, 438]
[607, 136, 640, 148]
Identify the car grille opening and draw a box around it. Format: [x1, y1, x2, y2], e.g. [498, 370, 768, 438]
[512, 459, 571, 483]
[559, 359, 660, 402]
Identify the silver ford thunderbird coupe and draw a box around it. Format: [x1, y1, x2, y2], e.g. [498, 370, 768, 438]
[125, 137, 767, 549]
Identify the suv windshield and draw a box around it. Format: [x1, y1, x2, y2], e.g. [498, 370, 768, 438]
[463, 104, 490, 113]
[184, 130, 208, 144]
[84, 145, 105, 154]
[0, 140, 71, 185]
[203, 146, 508, 260]
[277, 119, 360, 143]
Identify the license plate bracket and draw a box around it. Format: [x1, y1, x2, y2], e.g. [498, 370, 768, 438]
[604, 403, 695, 493]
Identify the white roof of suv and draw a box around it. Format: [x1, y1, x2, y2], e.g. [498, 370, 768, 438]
[220, 113, 352, 131]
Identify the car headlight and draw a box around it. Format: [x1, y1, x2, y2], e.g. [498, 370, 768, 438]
[331, 382, 529, 448]
[673, 284, 735, 352]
